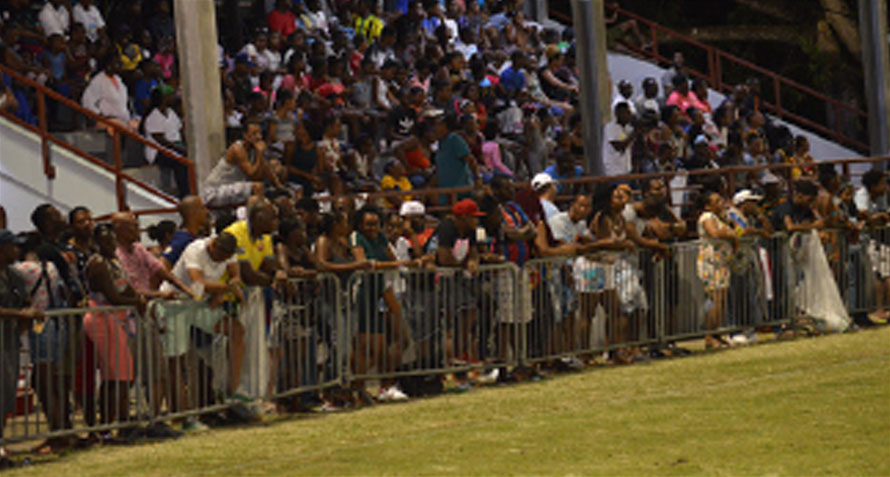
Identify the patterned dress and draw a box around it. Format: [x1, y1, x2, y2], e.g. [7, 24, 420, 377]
[697, 211, 733, 292]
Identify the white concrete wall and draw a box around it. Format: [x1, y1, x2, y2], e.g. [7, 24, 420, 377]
[605, 52, 864, 162]
[0, 116, 178, 233]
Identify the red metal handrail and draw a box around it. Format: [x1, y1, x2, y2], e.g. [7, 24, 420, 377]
[0, 62, 197, 209]
[549, 4, 869, 153]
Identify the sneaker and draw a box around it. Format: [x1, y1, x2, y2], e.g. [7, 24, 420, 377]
[377, 385, 409, 402]
[730, 334, 749, 346]
[474, 368, 500, 385]
[182, 419, 209, 432]
[318, 401, 340, 412]
[868, 311, 888, 325]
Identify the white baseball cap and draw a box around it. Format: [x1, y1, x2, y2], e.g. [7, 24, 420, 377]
[733, 189, 763, 205]
[399, 200, 426, 217]
[531, 172, 555, 191]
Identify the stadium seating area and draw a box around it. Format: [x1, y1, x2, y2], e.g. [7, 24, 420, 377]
[0, 0, 888, 465]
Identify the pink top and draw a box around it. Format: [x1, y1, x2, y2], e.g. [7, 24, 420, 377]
[13, 261, 64, 311]
[665, 91, 708, 117]
[153, 52, 175, 79]
[482, 141, 513, 177]
[116, 242, 164, 292]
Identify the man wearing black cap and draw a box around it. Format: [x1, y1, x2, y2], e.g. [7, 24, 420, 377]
[0, 230, 42, 466]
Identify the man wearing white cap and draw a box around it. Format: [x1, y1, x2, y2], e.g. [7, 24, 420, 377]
[725, 190, 773, 345]
[393, 201, 435, 261]
[726, 189, 773, 238]
[531, 172, 559, 221]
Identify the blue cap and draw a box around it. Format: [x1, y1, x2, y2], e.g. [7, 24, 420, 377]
[234, 53, 257, 68]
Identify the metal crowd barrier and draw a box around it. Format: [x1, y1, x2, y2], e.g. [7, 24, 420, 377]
[345, 263, 522, 382]
[1, 306, 149, 445]
[3, 228, 888, 445]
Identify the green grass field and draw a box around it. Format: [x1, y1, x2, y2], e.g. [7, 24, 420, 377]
[10, 327, 890, 476]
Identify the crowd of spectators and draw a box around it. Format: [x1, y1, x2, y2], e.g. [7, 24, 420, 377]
[0, 0, 889, 463]
[0, 0, 832, 206]
[0, 156, 888, 459]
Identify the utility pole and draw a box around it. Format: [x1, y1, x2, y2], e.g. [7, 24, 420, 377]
[858, 0, 890, 165]
[571, 0, 610, 176]
[174, 0, 226, 192]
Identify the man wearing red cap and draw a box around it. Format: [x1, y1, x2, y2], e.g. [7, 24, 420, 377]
[432, 198, 485, 364]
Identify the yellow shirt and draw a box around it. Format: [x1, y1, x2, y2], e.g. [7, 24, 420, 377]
[354, 15, 384, 41]
[381, 174, 412, 207]
[223, 220, 273, 272]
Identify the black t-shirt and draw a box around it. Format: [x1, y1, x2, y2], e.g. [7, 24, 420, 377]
[432, 217, 477, 264]
[772, 200, 816, 231]
[388, 106, 417, 138]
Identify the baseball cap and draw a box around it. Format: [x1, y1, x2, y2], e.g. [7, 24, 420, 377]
[531, 172, 555, 191]
[732, 189, 763, 206]
[234, 53, 257, 68]
[0, 229, 26, 246]
[452, 199, 486, 217]
[399, 201, 425, 217]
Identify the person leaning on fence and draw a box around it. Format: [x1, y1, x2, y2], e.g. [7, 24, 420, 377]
[223, 197, 287, 406]
[588, 185, 653, 363]
[81, 223, 145, 438]
[854, 169, 890, 323]
[724, 190, 774, 346]
[432, 199, 486, 365]
[112, 211, 198, 435]
[0, 230, 44, 468]
[157, 232, 246, 428]
[350, 205, 425, 402]
[778, 181, 851, 332]
[695, 191, 738, 350]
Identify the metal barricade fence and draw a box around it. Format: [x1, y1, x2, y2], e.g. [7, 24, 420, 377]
[662, 235, 795, 344]
[4, 230, 888, 446]
[846, 225, 890, 316]
[345, 263, 522, 383]
[267, 275, 343, 407]
[1, 306, 150, 445]
[521, 250, 658, 364]
[144, 298, 245, 423]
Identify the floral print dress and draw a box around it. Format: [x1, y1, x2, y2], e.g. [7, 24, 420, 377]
[697, 211, 733, 292]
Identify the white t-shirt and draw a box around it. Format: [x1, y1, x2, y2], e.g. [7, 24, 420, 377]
[603, 120, 634, 176]
[39, 2, 70, 37]
[72, 3, 105, 42]
[143, 108, 182, 164]
[81, 73, 130, 122]
[161, 238, 236, 298]
[541, 198, 559, 221]
[854, 187, 888, 215]
[548, 212, 590, 244]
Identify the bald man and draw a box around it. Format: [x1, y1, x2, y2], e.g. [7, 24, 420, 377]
[160, 196, 211, 269]
[111, 212, 196, 299]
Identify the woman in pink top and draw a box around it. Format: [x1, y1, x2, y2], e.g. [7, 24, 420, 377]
[82, 223, 144, 429]
[665, 74, 707, 118]
[152, 37, 176, 80]
[481, 121, 513, 177]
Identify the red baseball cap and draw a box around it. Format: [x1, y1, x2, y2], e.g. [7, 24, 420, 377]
[452, 199, 486, 217]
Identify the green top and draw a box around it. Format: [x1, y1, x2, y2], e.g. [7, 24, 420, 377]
[349, 231, 390, 262]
